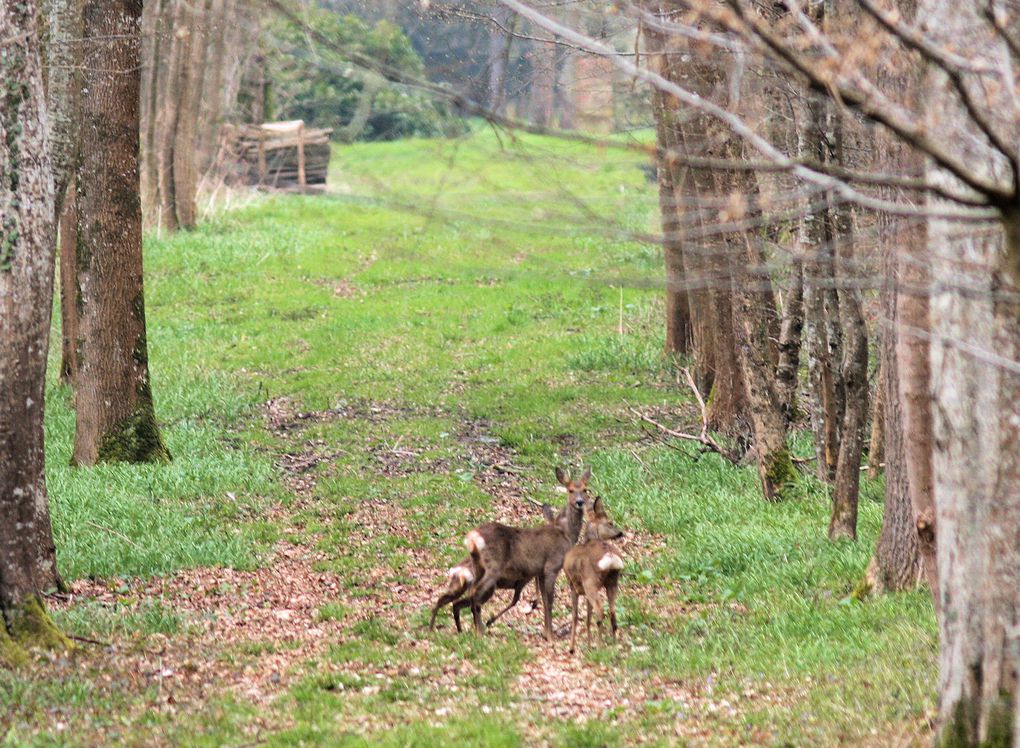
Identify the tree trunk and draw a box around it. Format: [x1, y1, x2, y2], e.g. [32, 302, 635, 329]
[58, 182, 78, 383]
[775, 253, 804, 427]
[139, 0, 164, 222]
[866, 236, 920, 593]
[42, 0, 82, 204]
[827, 120, 868, 540]
[487, 6, 513, 115]
[155, 0, 188, 232]
[867, 359, 884, 479]
[73, 0, 171, 465]
[172, 0, 210, 230]
[919, 0, 1020, 739]
[733, 233, 796, 501]
[529, 33, 556, 127]
[669, 28, 746, 435]
[197, 0, 230, 174]
[930, 212, 1020, 746]
[0, 0, 71, 664]
[648, 16, 692, 356]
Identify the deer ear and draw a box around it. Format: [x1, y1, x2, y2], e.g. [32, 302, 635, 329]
[555, 467, 569, 485]
[593, 496, 606, 517]
[579, 466, 592, 485]
[541, 503, 555, 521]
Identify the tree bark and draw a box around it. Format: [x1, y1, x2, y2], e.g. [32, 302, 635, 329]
[529, 32, 556, 127]
[139, 0, 164, 222]
[648, 15, 693, 356]
[827, 118, 868, 540]
[487, 6, 513, 115]
[866, 235, 920, 593]
[775, 253, 804, 426]
[172, 0, 210, 229]
[58, 182, 78, 383]
[155, 0, 188, 232]
[867, 359, 884, 479]
[733, 233, 796, 501]
[919, 0, 1020, 739]
[73, 0, 171, 465]
[0, 0, 70, 664]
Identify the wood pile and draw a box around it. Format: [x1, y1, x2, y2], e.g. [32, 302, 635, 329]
[219, 121, 333, 188]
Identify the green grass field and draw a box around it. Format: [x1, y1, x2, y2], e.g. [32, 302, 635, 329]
[1, 127, 937, 746]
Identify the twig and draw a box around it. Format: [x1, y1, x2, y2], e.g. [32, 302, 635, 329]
[493, 462, 526, 474]
[69, 634, 111, 647]
[628, 407, 741, 464]
[680, 368, 710, 440]
[85, 521, 144, 551]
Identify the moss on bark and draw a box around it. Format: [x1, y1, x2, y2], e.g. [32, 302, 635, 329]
[0, 626, 28, 668]
[8, 595, 73, 652]
[1, 596, 72, 667]
[938, 693, 1015, 748]
[96, 399, 171, 463]
[763, 447, 797, 500]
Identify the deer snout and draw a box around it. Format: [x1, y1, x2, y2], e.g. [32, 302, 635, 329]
[574, 497, 586, 508]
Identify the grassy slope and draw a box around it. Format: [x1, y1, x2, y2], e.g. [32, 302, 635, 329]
[1, 128, 936, 746]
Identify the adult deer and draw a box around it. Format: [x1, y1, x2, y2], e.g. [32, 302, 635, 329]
[428, 503, 555, 632]
[563, 495, 625, 654]
[464, 467, 591, 640]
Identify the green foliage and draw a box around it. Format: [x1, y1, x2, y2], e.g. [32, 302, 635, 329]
[265, 11, 461, 141]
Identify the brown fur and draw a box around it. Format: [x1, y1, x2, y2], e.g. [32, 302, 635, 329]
[428, 504, 555, 632]
[465, 467, 591, 640]
[563, 496, 625, 654]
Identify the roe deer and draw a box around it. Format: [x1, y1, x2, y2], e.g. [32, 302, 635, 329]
[428, 503, 555, 632]
[563, 495, 625, 654]
[464, 467, 591, 640]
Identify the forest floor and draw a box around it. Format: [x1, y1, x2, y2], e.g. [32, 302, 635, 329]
[3, 128, 936, 746]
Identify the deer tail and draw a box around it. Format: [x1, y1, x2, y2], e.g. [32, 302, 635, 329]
[464, 530, 487, 567]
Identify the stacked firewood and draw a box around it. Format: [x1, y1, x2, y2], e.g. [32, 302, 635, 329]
[219, 121, 333, 188]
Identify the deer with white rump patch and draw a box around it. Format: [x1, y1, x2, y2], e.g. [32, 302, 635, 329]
[464, 467, 591, 640]
[563, 495, 625, 654]
[428, 503, 555, 632]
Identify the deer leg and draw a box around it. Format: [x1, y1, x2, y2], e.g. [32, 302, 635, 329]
[585, 598, 592, 646]
[529, 576, 541, 611]
[606, 578, 619, 640]
[470, 572, 499, 636]
[429, 590, 464, 631]
[451, 598, 472, 633]
[486, 583, 525, 627]
[582, 578, 604, 642]
[568, 588, 580, 655]
[540, 572, 557, 642]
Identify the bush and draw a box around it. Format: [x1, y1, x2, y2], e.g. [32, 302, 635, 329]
[264, 11, 464, 141]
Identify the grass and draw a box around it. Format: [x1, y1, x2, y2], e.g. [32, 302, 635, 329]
[0, 126, 936, 746]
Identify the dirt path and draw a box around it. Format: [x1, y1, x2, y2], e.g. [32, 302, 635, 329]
[52, 396, 756, 744]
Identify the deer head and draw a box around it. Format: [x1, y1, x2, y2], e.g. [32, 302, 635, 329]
[555, 466, 592, 542]
[583, 496, 624, 541]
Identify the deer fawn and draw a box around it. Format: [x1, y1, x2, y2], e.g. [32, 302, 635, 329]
[464, 467, 591, 640]
[428, 503, 555, 632]
[563, 495, 624, 654]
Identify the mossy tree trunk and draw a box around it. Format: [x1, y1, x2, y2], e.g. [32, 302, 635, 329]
[72, 0, 171, 466]
[0, 0, 71, 664]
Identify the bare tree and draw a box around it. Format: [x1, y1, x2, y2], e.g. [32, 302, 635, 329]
[73, 0, 171, 465]
[0, 0, 70, 663]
